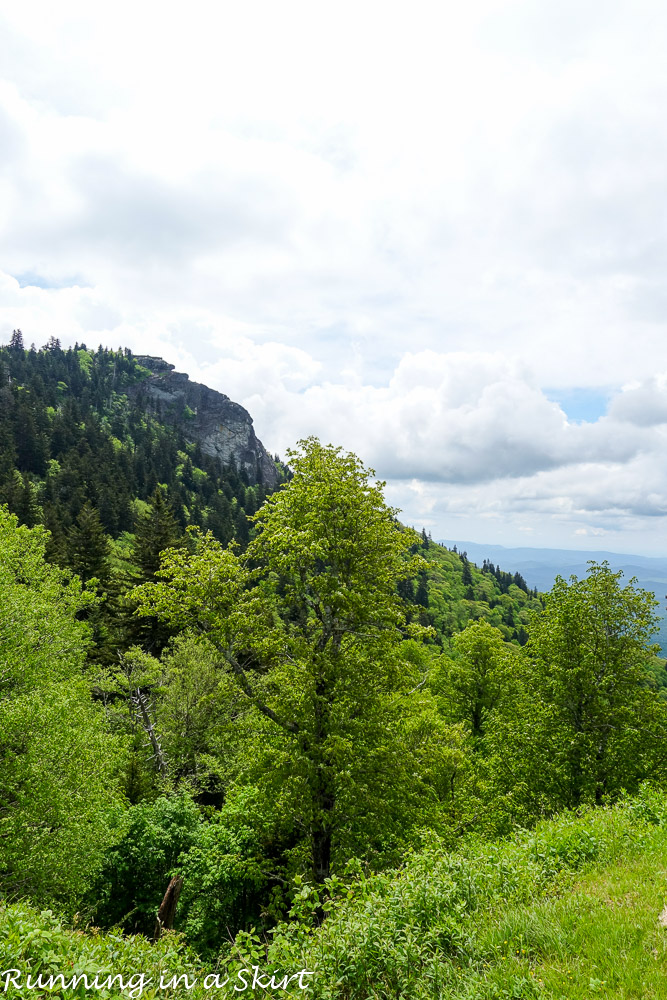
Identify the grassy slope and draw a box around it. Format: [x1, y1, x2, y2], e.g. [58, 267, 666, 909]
[4, 790, 667, 998]
[490, 845, 667, 999]
[460, 824, 667, 999]
[265, 792, 667, 1000]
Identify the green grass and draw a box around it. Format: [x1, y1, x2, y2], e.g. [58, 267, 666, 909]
[472, 841, 667, 999]
[4, 788, 667, 997]
[257, 786, 667, 998]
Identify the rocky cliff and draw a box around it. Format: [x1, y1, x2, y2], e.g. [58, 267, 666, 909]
[130, 356, 279, 488]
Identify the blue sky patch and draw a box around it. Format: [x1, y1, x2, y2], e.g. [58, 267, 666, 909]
[14, 272, 83, 290]
[545, 387, 612, 424]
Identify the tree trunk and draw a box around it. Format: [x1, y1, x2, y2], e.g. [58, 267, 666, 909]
[312, 818, 333, 884]
[153, 875, 183, 941]
[310, 675, 334, 885]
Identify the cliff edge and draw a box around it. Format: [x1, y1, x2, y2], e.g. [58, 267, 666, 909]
[130, 356, 279, 488]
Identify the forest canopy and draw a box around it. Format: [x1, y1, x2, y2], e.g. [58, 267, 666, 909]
[1, 341, 667, 986]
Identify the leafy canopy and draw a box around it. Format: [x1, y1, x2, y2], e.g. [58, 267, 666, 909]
[0, 507, 125, 908]
[135, 439, 457, 881]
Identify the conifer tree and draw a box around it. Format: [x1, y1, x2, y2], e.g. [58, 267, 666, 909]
[67, 502, 111, 585]
[234, 506, 250, 547]
[43, 504, 69, 567]
[17, 473, 42, 528]
[133, 487, 181, 583]
[9, 328, 24, 351]
[415, 569, 430, 607]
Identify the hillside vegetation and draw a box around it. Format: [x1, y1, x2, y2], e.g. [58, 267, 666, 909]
[2, 337, 667, 997]
[3, 788, 667, 998]
[0, 334, 281, 559]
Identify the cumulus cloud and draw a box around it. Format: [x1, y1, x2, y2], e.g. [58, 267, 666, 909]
[206, 349, 647, 485]
[2, 1, 667, 552]
[608, 376, 667, 426]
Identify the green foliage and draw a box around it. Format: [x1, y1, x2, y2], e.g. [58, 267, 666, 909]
[5, 788, 667, 999]
[0, 902, 205, 999]
[176, 787, 272, 956]
[0, 342, 281, 583]
[0, 508, 125, 909]
[230, 788, 667, 999]
[0, 508, 92, 694]
[67, 501, 111, 586]
[134, 439, 461, 885]
[483, 562, 667, 826]
[76, 348, 93, 376]
[153, 634, 239, 789]
[437, 619, 517, 739]
[409, 543, 541, 644]
[91, 794, 202, 935]
[131, 488, 181, 584]
[0, 684, 125, 909]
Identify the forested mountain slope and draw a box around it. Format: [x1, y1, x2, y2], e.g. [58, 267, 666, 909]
[443, 538, 667, 655]
[3, 336, 667, 991]
[0, 334, 540, 648]
[0, 333, 284, 564]
[408, 535, 541, 645]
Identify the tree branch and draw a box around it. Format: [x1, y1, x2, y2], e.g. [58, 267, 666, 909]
[227, 655, 299, 734]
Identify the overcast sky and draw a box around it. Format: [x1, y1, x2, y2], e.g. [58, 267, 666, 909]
[2, 0, 667, 554]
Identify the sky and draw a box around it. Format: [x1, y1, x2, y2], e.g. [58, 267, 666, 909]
[1, 0, 667, 555]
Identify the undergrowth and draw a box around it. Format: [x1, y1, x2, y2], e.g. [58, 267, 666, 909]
[3, 785, 667, 998]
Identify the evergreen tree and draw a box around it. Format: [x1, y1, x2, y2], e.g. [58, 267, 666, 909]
[234, 506, 250, 547]
[415, 570, 430, 607]
[67, 502, 111, 586]
[16, 473, 42, 528]
[9, 329, 24, 351]
[132, 488, 181, 583]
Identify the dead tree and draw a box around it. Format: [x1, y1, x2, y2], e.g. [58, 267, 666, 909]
[153, 875, 183, 941]
[131, 688, 168, 777]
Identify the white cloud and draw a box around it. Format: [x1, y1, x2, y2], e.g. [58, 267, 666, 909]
[2, 1, 667, 552]
[608, 375, 667, 427]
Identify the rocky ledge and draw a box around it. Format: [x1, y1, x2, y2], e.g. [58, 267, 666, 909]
[130, 356, 279, 488]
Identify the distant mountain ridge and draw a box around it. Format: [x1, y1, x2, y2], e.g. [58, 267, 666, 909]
[441, 539, 667, 655]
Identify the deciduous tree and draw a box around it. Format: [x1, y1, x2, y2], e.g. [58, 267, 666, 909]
[485, 562, 667, 820]
[135, 439, 459, 882]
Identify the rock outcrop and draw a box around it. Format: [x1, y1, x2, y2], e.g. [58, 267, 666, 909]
[130, 356, 279, 488]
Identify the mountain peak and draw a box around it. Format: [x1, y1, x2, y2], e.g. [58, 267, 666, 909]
[129, 359, 278, 487]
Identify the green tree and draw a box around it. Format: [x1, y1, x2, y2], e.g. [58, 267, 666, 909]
[127, 488, 182, 653]
[414, 569, 430, 608]
[155, 634, 238, 789]
[486, 563, 667, 820]
[67, 501, 111, 586]
[175, 786, 271, 955]
[132, 487, 181, 584]
[442, 619, 515, 741]
[135, 439, 456, 883]
[8, 329, 23, 352]
[9, 471, 42, 528]
[0, 507, 125, 908]
[90, 793, 201, 935]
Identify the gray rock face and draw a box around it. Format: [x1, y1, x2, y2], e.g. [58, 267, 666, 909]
[130, 356, 279, 487]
